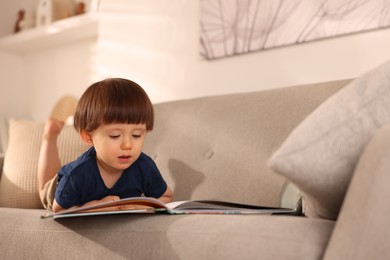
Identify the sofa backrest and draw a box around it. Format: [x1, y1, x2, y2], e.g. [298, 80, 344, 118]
[0, 79, 349, 209]
[143, 79, 350, 207]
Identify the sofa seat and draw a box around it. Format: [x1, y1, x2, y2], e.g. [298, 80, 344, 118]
[0, 208, 334, 260]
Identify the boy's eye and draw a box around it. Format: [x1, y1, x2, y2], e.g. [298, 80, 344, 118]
[109, 135, 120, 139]
[132, 134, 141, 138]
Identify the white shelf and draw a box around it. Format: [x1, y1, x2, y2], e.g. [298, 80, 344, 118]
[0, 14, 99, 55]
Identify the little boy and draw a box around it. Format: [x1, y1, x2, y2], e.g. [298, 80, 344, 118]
[38, 78, 173, 212]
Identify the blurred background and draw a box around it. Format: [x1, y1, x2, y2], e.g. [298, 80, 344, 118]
[0, 0, 389, 123]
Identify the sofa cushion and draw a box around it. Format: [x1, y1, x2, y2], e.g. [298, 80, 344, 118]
[323, 124, 390, 259]
[0, 119, 88, 208]
[268, 60, 390, 220]
[0, 116, 8, 154]
[0, 208, 334, 260]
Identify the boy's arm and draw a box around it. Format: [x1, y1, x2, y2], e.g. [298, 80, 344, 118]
[52, 199, 65, 213]
[52, 186, 173, 213]
[158, 187, 173, 204]
[52, 195, 121, 213]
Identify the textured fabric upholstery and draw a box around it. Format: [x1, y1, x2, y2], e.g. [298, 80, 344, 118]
[144, 79, 348, 207]
[2, 78, 375, 260]
[269, 60, 390, 220]
[0, 120, 88, 208]
[0, 208, 334, 260]
[323, 125, 390, 260]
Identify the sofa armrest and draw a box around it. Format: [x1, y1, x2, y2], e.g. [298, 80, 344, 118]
[323, 125, 390, 260]
[0, 153, 4, 178]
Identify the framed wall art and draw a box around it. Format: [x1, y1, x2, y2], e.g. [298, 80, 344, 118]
[200, 0, 390, 60]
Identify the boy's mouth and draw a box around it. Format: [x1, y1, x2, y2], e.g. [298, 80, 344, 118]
[118, 155, 131, 162]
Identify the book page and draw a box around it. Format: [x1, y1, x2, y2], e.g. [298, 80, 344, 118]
[42, 197, 168, 218]
[165, 200, 295, 214]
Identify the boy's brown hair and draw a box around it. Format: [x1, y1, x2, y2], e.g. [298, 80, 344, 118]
[74, 78, 154, 132]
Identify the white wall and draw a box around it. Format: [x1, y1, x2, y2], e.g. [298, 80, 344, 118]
[24, 39, 97, 120]
[94, 0, 390, 103]
[1, 0, 390, 121]
[0, 52, 25, 118]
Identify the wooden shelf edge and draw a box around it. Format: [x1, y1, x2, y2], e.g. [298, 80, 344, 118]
[0, 13, 99, 54]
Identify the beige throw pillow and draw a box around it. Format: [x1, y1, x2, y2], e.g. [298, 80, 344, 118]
[268, 60, 390, 220]
[0, 119, 88, 208]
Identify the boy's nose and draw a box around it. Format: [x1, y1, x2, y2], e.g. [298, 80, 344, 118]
[121, 138, 132, 150]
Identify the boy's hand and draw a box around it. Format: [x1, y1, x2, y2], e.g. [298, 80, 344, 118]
[52, 196, 121, 213]
[76, 196, 121, 210]
[98, 195, 120, 203]
[158, 187, 173, 203]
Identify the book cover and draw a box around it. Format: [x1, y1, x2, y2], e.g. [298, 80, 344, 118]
[41, 197, 295, 219]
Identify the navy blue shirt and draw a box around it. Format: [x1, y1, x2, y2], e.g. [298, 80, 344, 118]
[55, 147, 167, 209]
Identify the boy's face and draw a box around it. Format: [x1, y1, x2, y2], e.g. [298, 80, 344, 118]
[81, 123, 147, 174]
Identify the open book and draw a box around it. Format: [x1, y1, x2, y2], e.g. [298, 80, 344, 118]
[41, 196, 295, 219]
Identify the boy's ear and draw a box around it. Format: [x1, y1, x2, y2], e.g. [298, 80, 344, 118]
[80, 130, 93, 145]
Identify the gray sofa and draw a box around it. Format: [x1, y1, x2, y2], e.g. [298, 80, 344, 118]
[0, 71, 389, 259]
